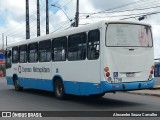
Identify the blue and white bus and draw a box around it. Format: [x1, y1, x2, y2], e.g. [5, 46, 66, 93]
[5, 20, 154, 99]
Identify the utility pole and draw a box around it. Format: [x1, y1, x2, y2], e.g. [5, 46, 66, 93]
[37, 0, 40, 36]
[26, 0, 30, 39]
[2, 33, 4, 50]
[75, 0, 79, 27]
[6, 36, 7, 47]
[46, 0, 49, 34]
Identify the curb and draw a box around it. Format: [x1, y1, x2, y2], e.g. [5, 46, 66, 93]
[125, 91, 160, 97]
[122, 86, 160, 97]
[153, 86, 160, 90]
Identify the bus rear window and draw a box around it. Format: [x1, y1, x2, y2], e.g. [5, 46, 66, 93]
[106, 23, 153, 47]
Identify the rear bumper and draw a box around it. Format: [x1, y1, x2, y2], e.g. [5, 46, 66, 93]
[101, 78, 155, 92]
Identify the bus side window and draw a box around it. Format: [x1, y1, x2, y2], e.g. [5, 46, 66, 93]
[28, 42, 38, 63]
[68, 32, 87, 61]
[52, 37, 67, 61]
[39, 40, 51, 62]
[5, 50, 12, 69]
[12, 47, 19, 63]
[19, 45, 27, 63]
[87, 29, 100, 60]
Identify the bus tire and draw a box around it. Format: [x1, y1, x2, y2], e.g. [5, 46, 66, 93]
[13, 76, 23, 91]
[54, 79, 65, 100]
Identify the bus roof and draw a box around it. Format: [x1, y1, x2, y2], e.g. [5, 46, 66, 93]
[7, 20, 151, 48]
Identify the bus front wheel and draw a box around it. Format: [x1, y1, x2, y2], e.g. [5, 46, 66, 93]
[13, 76, 23, 91]
[54, 79, 65, 100]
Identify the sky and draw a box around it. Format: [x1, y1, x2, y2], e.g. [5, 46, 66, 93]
[0, 0, 160, 58]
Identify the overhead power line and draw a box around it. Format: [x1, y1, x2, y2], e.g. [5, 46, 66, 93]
[80, 0, 160, 19]
[83, 10, 160, 19]
[120, 11, 160, 20]
[81, 5, 160, 16]
[80, 0, 146, 15]
[4, 0, 60, 35]
[8, 0, 73, 38]
[6, 0, 61, 38]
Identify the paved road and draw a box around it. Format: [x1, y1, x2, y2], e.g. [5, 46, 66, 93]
[0, 77, 160, 120]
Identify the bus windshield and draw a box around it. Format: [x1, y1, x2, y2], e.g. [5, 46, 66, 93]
[106, 23, 153, 47]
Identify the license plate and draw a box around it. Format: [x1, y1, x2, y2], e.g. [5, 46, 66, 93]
[126, 72, 135, 77]
[111, 78, 122, 83]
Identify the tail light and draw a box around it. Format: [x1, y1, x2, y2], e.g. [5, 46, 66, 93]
[104, 67, 110, 77]
[148, 65, 154, 80]
[104, 67, 109, 72]
[106, 72, 110, 77]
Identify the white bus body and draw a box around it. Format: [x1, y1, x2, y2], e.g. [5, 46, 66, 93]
[5, 20, 154, 98]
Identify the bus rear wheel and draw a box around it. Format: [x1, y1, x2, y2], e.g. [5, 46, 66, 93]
[13, 76, 23, 91]
[54, 79, 65, 100]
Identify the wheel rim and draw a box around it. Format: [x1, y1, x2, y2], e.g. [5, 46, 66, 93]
[14, 79, 19, 90]
[56, 84, 63, 96]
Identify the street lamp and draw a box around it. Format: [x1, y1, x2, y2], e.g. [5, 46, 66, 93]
[51, 4, 72, 22]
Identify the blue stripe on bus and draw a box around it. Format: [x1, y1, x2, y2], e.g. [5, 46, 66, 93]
[6, 77, 154, 96]
[6, 77, 53, 91]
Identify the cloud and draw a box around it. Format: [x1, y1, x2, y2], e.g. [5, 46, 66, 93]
[0, 0, 36, 44]
[88, 0, 129, 10]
